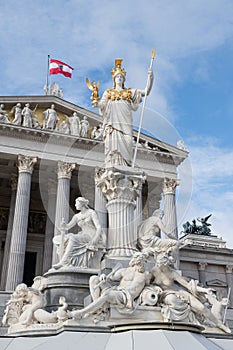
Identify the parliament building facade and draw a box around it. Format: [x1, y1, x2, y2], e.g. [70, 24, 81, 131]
[0, 91, 233, 336]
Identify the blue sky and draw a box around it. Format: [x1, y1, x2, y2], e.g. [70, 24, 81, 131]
[1, 0, 233, 246]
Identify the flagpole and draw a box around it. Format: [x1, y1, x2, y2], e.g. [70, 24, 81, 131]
[45, 54, 50, 95]
[132, 49, 156, 168]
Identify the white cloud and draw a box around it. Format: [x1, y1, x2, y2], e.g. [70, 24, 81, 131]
[1, 0, 233, 114]
[1, 0, 233, 247]
[177, 137, 233, 247]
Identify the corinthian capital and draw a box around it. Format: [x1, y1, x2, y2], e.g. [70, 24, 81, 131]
[226, 265, 233, 274]
[57, 161, 76, 179]
[18, 154, 37, 174]
[198, 262, 208, 271]
[95, 167, 145, 203]
[163, 177, 180, 195]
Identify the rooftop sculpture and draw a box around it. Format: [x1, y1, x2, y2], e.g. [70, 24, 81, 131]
[182, 214, 213, 236]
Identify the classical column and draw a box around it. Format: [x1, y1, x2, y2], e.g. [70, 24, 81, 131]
[198, 262, 207, 287]
[96, 167, 145, 257]
[134, 184, 143, 235]
[0, 174, 18, 290]
[163, 177, 179, 239]
[52, 161, 75, 265]
[95, 169, 108, 237]
[42, 179, 57, 273]
[226, 265, 233, 307]
[5, 155, 37, 291]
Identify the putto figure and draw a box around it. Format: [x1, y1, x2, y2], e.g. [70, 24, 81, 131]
[96, 59, 153, 167]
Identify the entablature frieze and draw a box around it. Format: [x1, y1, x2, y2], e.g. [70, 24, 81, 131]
[0, 123, 183, 165]
[0, 125, 182, 178]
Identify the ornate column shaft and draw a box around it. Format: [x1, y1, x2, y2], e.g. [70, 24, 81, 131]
[198, 262, 207, 287]
[163, 178, 179, 239]
[52, 161, 75, 265]
[226, 265, 233, 307]
[0, 174, 18, 290]
[95, 171, 108, 237]
[96, 168, 145, 257]
[5, 155, 37, 291]
[42, 179, 57, 273]
[134, 184, 143, 235]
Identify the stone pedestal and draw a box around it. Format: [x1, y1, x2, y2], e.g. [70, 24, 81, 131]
[95, 167, 145, 258]
[43, 268, 98, 311]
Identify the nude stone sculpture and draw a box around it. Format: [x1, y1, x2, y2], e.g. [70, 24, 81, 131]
[137, 209, 182, 262]
[70, 253, 151, 319]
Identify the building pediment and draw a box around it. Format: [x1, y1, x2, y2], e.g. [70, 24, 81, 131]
[206, 279, 227, 287]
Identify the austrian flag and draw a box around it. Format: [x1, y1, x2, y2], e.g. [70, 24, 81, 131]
[49, 59, 74, 78]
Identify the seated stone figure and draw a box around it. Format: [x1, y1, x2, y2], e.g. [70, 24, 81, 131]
[70, 253, 152, 320]
[53, 197, 106, 269]
[151, 252, 231, 334]
[137, 209, 182, 261]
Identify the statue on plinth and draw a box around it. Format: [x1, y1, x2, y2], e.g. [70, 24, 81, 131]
[89, 58, 153, 167]
[53, 197, 106, 269]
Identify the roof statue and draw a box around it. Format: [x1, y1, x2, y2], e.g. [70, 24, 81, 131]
[44, 82, 63, 98]
[181, 214, 213, 236]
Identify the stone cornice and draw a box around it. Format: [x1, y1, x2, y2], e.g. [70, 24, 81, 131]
[0, 123, 184, 167]
[0, 95, 188, 163]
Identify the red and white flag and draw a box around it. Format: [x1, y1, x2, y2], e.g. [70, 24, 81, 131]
[49, 59, 74, 78]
